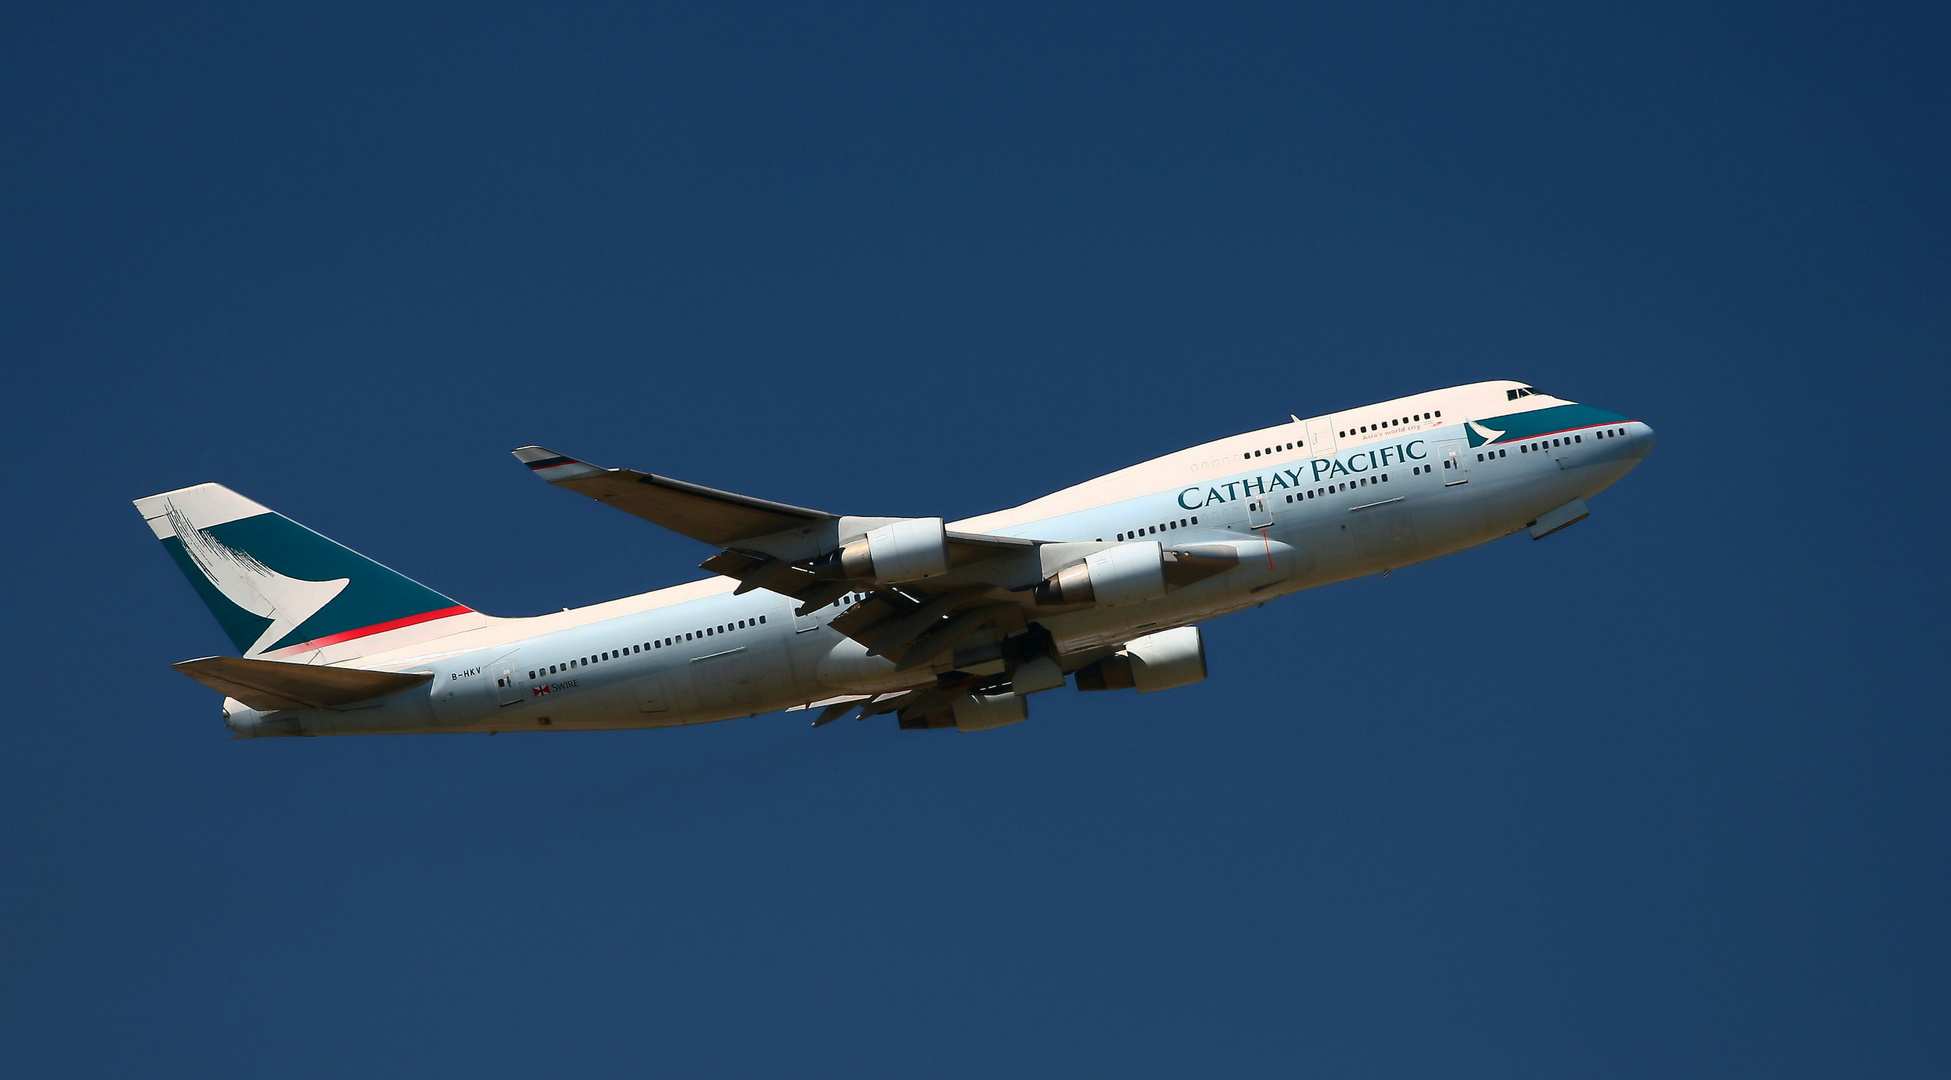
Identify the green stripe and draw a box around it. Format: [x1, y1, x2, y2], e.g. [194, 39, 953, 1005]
[1468, 403, 1628, 447]
[162, 513, 459, 653]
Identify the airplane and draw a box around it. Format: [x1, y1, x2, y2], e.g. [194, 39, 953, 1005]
[136, 380, 1654, 738]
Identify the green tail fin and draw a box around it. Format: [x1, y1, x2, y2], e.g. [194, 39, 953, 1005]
[135, 483, 473, 658]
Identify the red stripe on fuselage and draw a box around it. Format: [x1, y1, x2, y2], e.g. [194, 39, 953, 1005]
[265, 605, 474, 656]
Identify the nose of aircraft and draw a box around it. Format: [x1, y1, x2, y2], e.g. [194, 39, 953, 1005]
[1630, 421, 1657, 460]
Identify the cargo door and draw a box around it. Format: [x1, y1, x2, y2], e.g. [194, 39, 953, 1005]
[1350, 501, 1420, 562]
[692, 647, 758, 711]
[634, 673, 670, 714]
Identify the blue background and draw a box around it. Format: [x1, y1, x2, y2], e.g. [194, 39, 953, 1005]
[3, 3, 1946, 1075]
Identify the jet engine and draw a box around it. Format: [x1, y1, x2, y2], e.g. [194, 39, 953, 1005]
[1074, 626, 1207, 693]
[837, 517, 950, 582]
[1035, 541, 1168, 607]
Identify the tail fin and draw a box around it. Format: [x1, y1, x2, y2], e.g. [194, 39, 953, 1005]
[135, 483, 476, 659]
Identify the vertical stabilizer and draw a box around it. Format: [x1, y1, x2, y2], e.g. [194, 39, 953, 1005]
[135, 483, 477, 659]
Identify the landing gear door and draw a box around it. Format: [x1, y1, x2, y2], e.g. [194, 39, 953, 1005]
[1436, 439, 1469, 486]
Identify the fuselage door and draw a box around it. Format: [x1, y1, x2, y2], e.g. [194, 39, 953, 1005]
[494, 657, 522, 706]
[1246, 492, 1275, 530]
[1436, 439, 1469, 486]
[1306, 418, 1338, 461]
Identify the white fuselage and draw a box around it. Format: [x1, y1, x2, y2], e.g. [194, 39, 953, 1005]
[223, 381, 1653, 737]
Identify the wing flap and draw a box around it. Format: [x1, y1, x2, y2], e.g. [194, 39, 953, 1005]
[173, 656, 434, 711]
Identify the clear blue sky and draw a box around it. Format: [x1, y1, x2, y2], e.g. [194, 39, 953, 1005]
[3, 3, 1946, 1076]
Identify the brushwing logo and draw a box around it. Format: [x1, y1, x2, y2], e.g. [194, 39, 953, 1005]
[165, 502, 349, 655]
[1466, 419, 1506, 447]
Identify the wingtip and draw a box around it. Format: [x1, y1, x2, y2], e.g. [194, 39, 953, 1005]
[511, 446, 605, 481]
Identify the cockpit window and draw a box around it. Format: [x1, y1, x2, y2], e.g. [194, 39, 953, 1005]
[1505, 386, 1541, 400]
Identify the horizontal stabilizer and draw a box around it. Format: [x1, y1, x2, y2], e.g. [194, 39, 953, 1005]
[173, 655, 433, 711]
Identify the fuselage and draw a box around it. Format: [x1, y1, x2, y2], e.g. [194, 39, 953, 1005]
[223, 380, 1653, 737]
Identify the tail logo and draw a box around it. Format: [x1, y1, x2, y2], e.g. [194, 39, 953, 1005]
[165, 501, 350, 655]
[1466, 420, 1507, 447]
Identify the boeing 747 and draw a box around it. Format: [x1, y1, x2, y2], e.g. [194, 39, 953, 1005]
[138, 380, 1653, 736]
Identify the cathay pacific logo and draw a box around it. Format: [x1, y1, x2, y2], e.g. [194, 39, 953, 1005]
[165, 502, 349, 655]
[1466, 420, 1506, 447]
[1178, 440, 1429, 509]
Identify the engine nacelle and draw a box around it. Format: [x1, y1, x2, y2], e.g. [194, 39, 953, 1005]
[1036, 541, 1167, 607]
[1074, 625, 1207, 693]
[952, 691, 1028, 732]
[838, 517, 950, 582]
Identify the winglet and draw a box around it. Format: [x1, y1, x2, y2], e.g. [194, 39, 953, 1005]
[512, 446, 608, 483]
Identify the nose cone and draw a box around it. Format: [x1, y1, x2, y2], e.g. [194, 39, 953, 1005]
[1630, 421, 1657, 460]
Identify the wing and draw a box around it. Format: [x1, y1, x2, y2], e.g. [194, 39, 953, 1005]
[512, 446, 1237, 673]
[512, 446, 831, 547]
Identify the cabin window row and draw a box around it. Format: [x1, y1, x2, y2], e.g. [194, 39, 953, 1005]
[1471, 427, 1625, 463]
[1339, 412, 1438, 439]
[1117, 517, 1198, 542]
[1281, 474, 1388, 503]
[527, 614, 770, 678]
[1517, 434, 1582, 454]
